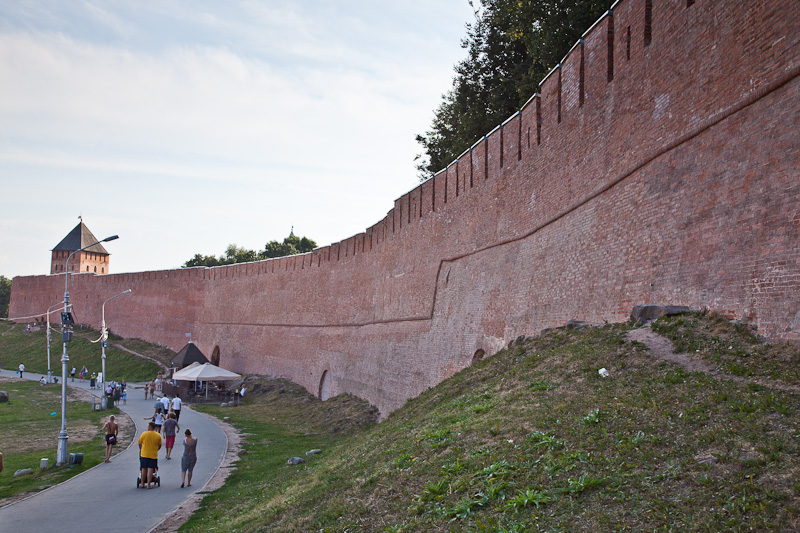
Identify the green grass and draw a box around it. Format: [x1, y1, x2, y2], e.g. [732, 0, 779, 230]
[181, 383, 364, 531]
[0, 322, 162, 381]
[0, 379, 119, 501]
[180, 316, 800, 532]
[651, 309, 800, 381]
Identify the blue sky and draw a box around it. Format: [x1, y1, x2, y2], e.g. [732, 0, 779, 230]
[0, 1, 476, 278]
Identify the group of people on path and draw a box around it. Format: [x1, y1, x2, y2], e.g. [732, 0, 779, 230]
[105, 379, 128, 405]
[136, 421, 198, 490]
[101, 388, 197, 490]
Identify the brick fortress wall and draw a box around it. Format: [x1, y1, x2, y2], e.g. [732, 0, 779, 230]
[10, 0, 800, 416]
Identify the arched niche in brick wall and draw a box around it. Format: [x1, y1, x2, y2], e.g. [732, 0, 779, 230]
[319, 370, 331, 401]
[211, 346, 220, 367]
[472, 349, 486, 363]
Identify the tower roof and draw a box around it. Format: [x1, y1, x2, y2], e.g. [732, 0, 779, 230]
[171, 342, 210, 368]
[52, 221, 110, 254]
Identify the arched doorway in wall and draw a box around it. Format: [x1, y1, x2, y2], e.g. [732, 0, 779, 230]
[211, 346, 220, 366]
[319, 370, 332, 400]
[472, 349, 486, 363]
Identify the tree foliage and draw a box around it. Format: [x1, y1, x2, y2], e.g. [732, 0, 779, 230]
[182, 235, 317, 268]
[0, 275, 11, 318]
[415, 0, 608, 179]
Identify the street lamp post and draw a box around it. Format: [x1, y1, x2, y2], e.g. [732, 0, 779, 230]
[100, 289, 131, 392]
[45, 302, 64, 384]
[57, 234, 119, 467]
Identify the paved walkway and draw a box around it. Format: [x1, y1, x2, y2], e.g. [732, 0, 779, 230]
[0, 368, 228, 532]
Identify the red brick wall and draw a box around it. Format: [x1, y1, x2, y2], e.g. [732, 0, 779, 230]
[10, 0, 800, 416]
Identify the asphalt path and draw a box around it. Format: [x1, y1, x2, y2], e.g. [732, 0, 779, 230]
[0, 368, 228, 532]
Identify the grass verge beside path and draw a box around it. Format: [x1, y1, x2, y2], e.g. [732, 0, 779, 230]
[181, 382, 378, 531]
[0, 378, 124, 503]
[180, 314, 800, 531]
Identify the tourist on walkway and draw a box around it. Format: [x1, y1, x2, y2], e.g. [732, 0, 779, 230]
[145, 409, 165, 432]
[162, 413, 179, 460]
[70, 366, 76, 381]
[138, 422, 162, 489]
[180, 429, 197, 488]
[171, 394, 182, 421]
[103, 415, 119, 463]
[18, 363, 24, 378]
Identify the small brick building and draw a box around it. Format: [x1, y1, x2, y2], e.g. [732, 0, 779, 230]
[50, 220, 111, 275]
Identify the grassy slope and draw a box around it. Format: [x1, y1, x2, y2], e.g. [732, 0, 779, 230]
[184, 313, 800, 532]
[0, 323, 162, 381]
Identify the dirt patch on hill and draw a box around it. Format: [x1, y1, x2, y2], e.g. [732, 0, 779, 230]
[626, 327, 717, 373]
[625, 326, 800, 394]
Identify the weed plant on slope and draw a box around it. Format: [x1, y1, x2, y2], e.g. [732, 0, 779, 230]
[182, 320, 800, 532]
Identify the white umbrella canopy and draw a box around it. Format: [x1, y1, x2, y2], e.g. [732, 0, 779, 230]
[173, 361, 201, 377]
[173, 362, 241, 381]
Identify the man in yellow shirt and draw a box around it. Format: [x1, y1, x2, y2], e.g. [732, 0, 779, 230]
[138, 421, 162, 489]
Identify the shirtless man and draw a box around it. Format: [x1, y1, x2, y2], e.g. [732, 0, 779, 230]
[103, 416, 119, 463]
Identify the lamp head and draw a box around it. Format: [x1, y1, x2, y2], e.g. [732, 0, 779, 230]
[102, 235, 119, 242]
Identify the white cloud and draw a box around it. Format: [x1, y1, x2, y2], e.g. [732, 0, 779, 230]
[0, 1, 475, 277]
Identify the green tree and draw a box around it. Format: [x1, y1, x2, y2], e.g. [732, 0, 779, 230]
[260, 235, 317, 259]
[415, 0, 608, 179]
[183, 254, 224, 268]
[0, 275, 10, 318]
[183, 235, 318, 267]
[224, 244, 259, 264]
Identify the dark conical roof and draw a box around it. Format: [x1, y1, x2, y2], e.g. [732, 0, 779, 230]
[52, 221, 110, 254]
[171, 342, 210, 368]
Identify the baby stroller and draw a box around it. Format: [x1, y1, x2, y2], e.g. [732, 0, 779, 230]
[137, 464, 161, 488]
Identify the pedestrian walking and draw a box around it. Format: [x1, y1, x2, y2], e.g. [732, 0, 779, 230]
[138, 422, 162, 489]
[162, 413, 179, 460]
[171, 394, 182, 422]
[146, 409, 164, 432]
[70, 366, 76, 381]
[18, 363, 24, 379]
[180, 429, 198, 488]
[103, 415, 119, 463]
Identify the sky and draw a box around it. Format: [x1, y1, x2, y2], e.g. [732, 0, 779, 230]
[0, 0, 477, 278]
